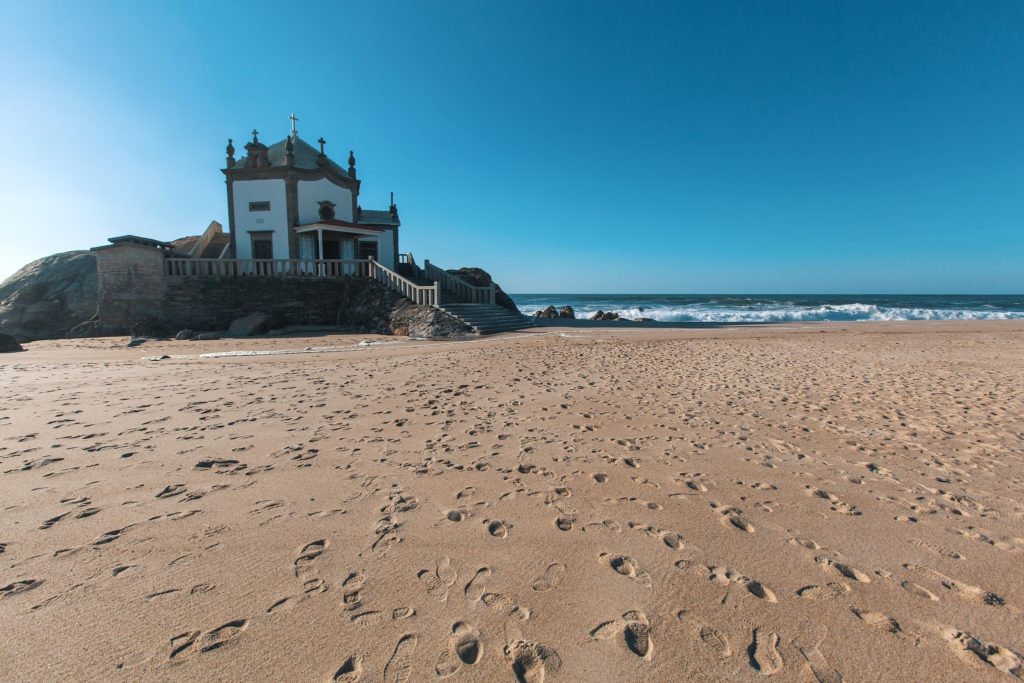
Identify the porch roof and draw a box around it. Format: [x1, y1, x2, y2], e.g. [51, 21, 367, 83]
[294, 219, 386, 236]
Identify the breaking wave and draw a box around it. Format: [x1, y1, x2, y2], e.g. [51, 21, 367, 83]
[514, 295, 1024, 324]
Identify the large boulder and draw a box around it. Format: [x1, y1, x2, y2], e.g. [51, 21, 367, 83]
[558, 305, 575, 319]
[534, 305, 558, 318]
[0, 333, 23, 353]
[389, 300, 471, 338]
[590, 310, 620, 321]
[0, 251, 98, 341]
[228, 312, 273, 337]
[445, 267, 519, 313]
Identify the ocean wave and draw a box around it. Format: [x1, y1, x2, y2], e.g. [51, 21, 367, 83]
[518, 302, 1024, 323]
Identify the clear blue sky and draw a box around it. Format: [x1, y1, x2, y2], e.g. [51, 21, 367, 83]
[1, 1, 1021, 293]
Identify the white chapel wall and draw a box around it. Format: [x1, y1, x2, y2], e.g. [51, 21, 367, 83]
[377, 229, 395, 269]
[232, 179, 289, 259]
[297, 179, 353, 224]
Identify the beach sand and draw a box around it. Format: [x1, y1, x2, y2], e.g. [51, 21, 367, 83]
[1, 321, 1022, 681]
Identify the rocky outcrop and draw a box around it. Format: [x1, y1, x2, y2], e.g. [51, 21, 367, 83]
[0, 251, 98, 341]
[389, 300, 471, 338]
[0, 333, 23, 352]
[534, 305, 558, 318]
[590, 310, 620, 321]
[533, 305, 575, 319]
[446, 267, 519, 313]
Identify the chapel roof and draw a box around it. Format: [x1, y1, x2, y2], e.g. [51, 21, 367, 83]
[234, 135, 353, 178]
[359, 209, 400, 226]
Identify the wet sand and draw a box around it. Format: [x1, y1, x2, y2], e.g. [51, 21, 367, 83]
[1, 321, 1023, 681]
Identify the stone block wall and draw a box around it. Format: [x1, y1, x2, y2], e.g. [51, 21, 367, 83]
[94, 244, 167, 334]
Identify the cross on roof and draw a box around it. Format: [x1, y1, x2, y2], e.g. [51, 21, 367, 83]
[318, 137, 326, 155]
[251, 129, 259, 142]
[289, 113, 298, 136]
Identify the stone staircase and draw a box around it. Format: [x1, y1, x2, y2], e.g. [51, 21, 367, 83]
[438, 303, 534, 335]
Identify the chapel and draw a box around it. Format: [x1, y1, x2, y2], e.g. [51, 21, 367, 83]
[223, 115, 400, 269]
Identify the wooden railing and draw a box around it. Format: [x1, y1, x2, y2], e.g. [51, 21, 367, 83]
[368, 258, 439, 306]
[165, 258, 370, 278]
[424, 261, 495, 305]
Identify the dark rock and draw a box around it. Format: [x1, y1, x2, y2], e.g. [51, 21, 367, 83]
[0, 251, 98, 341]
[227, 312, 272, 337]
[389, 300, 471, 338]
[590, 310, 604, 320]
[558, 306, 575, 319]
[175, 329, 195, 340]
[127, 337, 147, 347]
[0, 333, 24, 353]
[591, 311, 619, 321]
[445, 267, 519, 313]
[534, 305, 558, 318]
[192, 332, 222, 341]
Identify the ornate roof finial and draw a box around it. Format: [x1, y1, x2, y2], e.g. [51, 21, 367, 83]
[251, 129, 259, 143]
[225, 138, 235, 168]
[317, 137, 326, 155]
[348, 150, 356, 178]
[289, 113, 299, 137]
[285, 135, 295, 166]
[390, 191, 398, 217]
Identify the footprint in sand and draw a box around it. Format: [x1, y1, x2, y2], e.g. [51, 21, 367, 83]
[850, 607, 902, 635]
[705, 566, 777, 602]
[332, 655, 363, 682]
[554, 515, 575, 532]
[505, 632, 561, 683]
[418, 557, 457, 602]
[1, 579, 43, 598]
[294, 539, 327, 577]
[699, 625, 732, 658]
[383, 634, 417, 683]
[464, 567, 491, 603]
[940, 627, 1023, 677]
[591, 611, 654, 661]
[486, 520, 510, 538]
[710, 501, 755, 533]
[342, 571, 366, 611]
[169, 618, 248, 660]
[815, 557, 871, 583]
[481, 591, 530, 620]
[435, 622, 483, 678]
[531, 563, 566, 592]
[748, 626, 783, 675]
[600, 553, 652, 588]
[795, 583, 851, 600]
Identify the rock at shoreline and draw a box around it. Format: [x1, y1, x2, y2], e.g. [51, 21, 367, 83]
[590, 310, 620, 321]
[0, 333, 24, 353]
[534, 305, 576, 319]
[175, 329, 195, 340]
[0, 251, 98, 341]
[534, 305, 558, 318]
[192, 332, 222, 341]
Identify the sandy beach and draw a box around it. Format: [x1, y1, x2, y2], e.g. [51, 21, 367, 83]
[1, 321, 1022, 682]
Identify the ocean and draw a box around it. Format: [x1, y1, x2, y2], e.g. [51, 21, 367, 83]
[510, 294, 1024, 323]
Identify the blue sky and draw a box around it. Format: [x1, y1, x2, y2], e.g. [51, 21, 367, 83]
[1, 1, 1021, 293]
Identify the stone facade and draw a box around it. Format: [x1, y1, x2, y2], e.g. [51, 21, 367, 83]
[90, 243, 469, 338]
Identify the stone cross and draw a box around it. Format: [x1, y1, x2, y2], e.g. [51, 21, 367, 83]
[318, 137, 326, 155]
[251, 129, 259, 142]
[289, 113, 298, 136]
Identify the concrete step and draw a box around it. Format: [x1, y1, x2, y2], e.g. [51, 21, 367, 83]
[438, 304, 534, 335]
